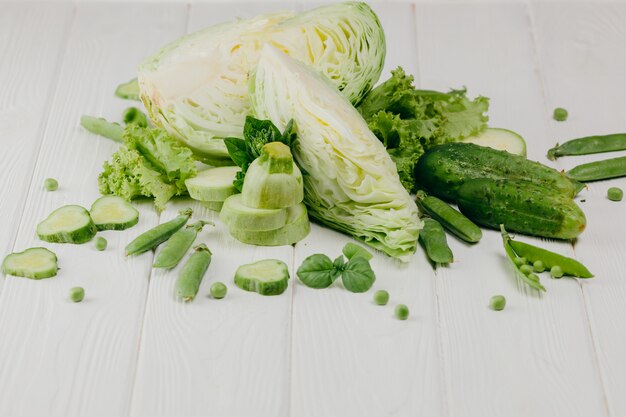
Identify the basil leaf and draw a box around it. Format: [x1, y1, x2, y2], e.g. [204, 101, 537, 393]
[297, 254, 338, 289]
[224, 137, 249, 168]
[342, 242, 373, 261]
[333, 255, 345, 271]
[341, 257, 376, 293]
[243, 116, 281, 159]
[280, 119, 297, 147]
[233, 170, 245, 193]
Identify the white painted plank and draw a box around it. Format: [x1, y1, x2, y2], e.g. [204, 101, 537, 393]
[0, 3, 73, 284]
[290, 4, 444, 417]
[532, 3, 626, 416]
[129, 4, 295, 417]
[415, 3, 607, 416]
[0, 4, 187, 417]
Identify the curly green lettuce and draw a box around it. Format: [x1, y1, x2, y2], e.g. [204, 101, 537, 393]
[98, 125, 196, 210]
[358, 67, 489, 192]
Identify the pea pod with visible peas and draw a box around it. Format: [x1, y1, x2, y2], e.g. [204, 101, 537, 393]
[567, 156, 626, 182]
[175, 244, 212, 302]
[418, 218, 453, 265]
[508, 237, 593, 278]
[415, 191, 482, 243]
[500, 226, 546, 292]
[548, 133, 626, 160]
[125, 208, 192, 256]
[153, 220, 213, 269]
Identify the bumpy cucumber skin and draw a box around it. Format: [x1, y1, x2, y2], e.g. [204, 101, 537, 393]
[457, 179, 586, 240]
[418, 218, 453, 264]
[414, 143, 583, 201]
[36, 205, 97, 244]
[234, 260, 290, 296]
[2, 247, 58, 279]
[90, 196, 139, 231]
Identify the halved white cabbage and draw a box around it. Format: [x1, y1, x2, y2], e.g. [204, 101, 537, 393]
[138, 2, 385, 165]
[250, 45, 420, 261]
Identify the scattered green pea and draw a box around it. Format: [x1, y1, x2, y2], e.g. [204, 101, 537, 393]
[553, 107, 568, 122]
[69, 287, 85, 303]
[394, 304, 409, 320]
[373, 290, 389, 305]
[550, 265, 564, 279]
[519, 264, 533, 275]
[489, 295, 506, 311]
[533, 260, 545, 273]
[95, 236, 107, 251]
[608, 187, 623, 202]
[44, 178, 58, 191]
[210, 282, 227, 299]
[513, 257, 527, 267]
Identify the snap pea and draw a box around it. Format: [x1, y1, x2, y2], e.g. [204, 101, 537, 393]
[125, 208, 192, 256]
[175, 244, 212, 302]
[80, 115, 124, 142]
[567, 156, 626, 182]
[550, 265, 564, 279]
[418, 218, 453, 264]
[500, 226, 546, 292]
[533, 260, 545, 273]
[153, 220, 212, 269]
[519, 264, 533, 275]
[415, 191, 482, 243]
[548, 133, 626, 160]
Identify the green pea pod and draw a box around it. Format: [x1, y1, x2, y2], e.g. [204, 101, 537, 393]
[153, 220, 213, 269]
[507, 238, 593, 278]
[500, 226, 546, 292]
[175, 244, 212, 301]
[125, 208, 193, 256]
[415, 191, 482, 243]
[80, 115, 124, 142]
[418, 218, 453, 264]
[548, 133, 626, 160]
[567, 156, 626, 182]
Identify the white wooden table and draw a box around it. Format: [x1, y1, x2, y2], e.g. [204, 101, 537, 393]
[1, 1, 625, 416]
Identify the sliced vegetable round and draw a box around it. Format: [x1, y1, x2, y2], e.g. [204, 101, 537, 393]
[227, 203, 310, 246]
[462, 128, 526, 157]
[2, 247, 58, 279]
[90, 195, 139, 231]
[220, 194, 288, 232]
[201, 201, 224, 212]
[37, 205, 97, 244]
[185, 166, 241, 203]
[234, 259, 290, 296]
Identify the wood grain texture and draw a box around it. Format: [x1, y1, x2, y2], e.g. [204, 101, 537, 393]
[415, 3, 607, 416]
[531, 3, 626, 416]
[129, 4, 295, 417]
[0, 4, 187, 417]
[290, 4, 444, 417]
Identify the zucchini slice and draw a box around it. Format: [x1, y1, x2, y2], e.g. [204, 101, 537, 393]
[90, 195, 139, 231]
[37, 205, 97, 244]
[234, 259, 290, 295]
[115, 78, 140, 101]
[201, 201, 224, 212]
[227, 203, 310, 246]
[463, 128, 527, 157]
[220, 194, 288, 232]
[185, 166, 241, 202]
[2, 247, 58, 279]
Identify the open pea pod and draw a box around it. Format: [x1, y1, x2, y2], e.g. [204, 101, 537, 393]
[507, 240, 593, 278]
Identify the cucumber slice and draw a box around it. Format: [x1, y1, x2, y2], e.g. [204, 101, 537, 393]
[2, 247, 58, 279]
[234, 259, 290, 296]
[201, 201, 224, 212]
[37, 205, 97, 244]
[90, 195, 139, 231]
[185, 166, 241, 202]
[228, 203, 310, 246]
[220, 194, 288, 232]
[463, 128, 527, 157]
[115, 78, 140, 101]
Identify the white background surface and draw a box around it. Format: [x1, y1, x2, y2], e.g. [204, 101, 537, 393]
[1, 1, 625, 416]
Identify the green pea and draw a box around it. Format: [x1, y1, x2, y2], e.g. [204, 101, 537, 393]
[513, 257, 527, 267]
[394, 304, 409, 320]
[44, 178, 58, 191]
[533, 260, 545, 273]
[553, 107, 568, 122]
[608, 187, 623, 202]
[95, 236, 107, 251]
[373, 290, 389, 305]
[489, 295, 506, 311]
[550, 265, 564, 279]
[519, 264, 533, 275]
[69, 287, 85, 303]
[210, 282, 227, 299]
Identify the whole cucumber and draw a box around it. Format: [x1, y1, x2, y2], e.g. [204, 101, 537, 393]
[414, 143, 583, 201]
[456, 179, 586, 240]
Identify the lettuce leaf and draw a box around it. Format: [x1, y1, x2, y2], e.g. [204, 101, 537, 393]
[358, 67, 489, 192]
[98, 126, 196, 211]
